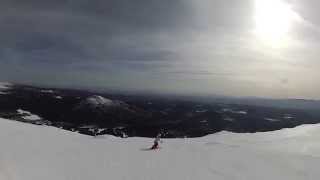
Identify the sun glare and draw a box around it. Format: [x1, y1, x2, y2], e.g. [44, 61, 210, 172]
[254, 0, 296, 46]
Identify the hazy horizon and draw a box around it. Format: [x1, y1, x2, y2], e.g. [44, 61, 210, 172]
[1, 0, 320, 99]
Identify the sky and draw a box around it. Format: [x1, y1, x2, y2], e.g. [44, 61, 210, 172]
[0, 0, 320, 99]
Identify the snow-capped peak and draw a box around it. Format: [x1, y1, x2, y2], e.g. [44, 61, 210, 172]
[80, 95, 124, 108]
[0, 82, 12, 94]
[86, 95, 114, 106]
[74, 95, 130, 113]
[40, 89, 55, 94]
[0, 82, 12, 89]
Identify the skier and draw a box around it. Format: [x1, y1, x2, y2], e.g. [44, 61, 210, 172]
[151, 133, 162, 150]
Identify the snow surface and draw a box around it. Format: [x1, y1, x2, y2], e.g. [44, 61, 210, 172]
[17, 109, 42, 121]
[0, 117, 319, 180]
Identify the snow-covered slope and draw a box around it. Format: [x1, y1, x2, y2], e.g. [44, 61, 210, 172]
[0, 118, 319, 180]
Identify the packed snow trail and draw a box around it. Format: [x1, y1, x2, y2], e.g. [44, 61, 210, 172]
[0, 118, 319, 180]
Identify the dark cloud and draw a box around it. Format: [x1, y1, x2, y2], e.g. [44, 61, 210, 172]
[0, 0, 319, 98]
[0, 0, 196, 93]
[0, 0, 192, 65]
[1, 0, 192, 31]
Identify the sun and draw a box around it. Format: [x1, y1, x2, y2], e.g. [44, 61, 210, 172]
[254, 0, 296, 46]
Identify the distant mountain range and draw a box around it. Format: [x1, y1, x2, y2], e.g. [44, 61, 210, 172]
[0, 82, 320, 138]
